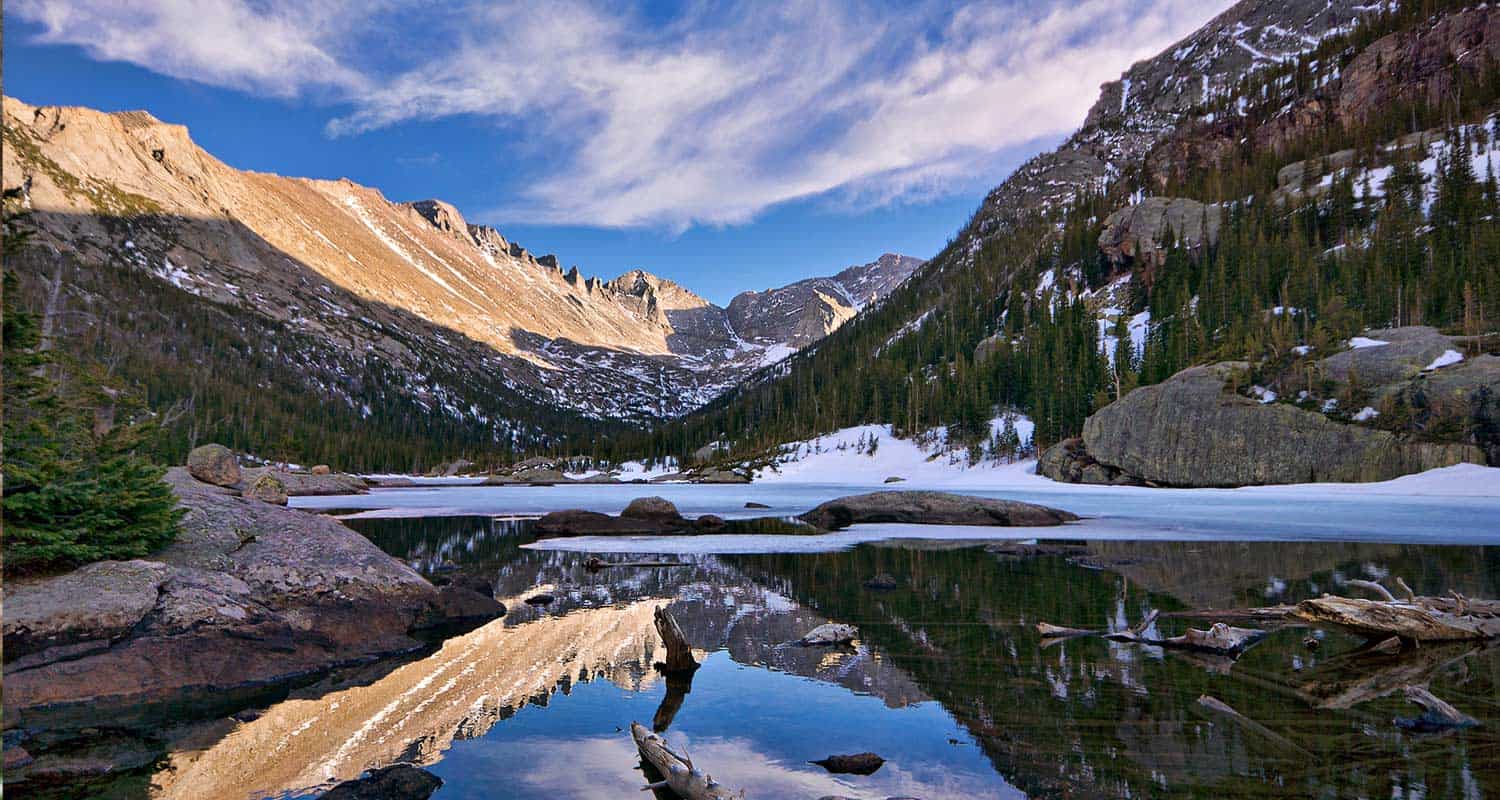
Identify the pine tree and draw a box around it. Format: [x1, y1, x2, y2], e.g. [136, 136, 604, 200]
[3, 203, 183, 576]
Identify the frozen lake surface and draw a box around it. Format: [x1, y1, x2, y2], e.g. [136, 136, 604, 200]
[292, 464, 1500, 550]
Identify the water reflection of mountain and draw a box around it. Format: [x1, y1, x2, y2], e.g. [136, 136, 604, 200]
[730, 542, 1500, 800]
[159, 517, 1497, 800]
[153, 517, 933, 798]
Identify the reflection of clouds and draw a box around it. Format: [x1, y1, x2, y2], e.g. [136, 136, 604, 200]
[472, 734, 1024, 800]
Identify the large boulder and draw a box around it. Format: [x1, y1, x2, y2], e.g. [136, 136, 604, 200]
[620, 496, 681, 521]
[533, 509, 673, 537]
[1, 468, 475, 723]
[186, 444, 240, 486]
[798, 491, 1077, 531]
[1081, 362, 1483, 487]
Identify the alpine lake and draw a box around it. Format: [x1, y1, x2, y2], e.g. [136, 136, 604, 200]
[20, 482, 1500, 799]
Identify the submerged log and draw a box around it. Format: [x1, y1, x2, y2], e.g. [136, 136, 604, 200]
[1196, 695, 1310, 758]
[632, 722, 741, 799]
[1035, 622, 1096, 639]
[1295, 596, 1500, 642]
[583, 557, 685, 572]
[654, 607, 699, 674]
[1395, 685, 1481, 732]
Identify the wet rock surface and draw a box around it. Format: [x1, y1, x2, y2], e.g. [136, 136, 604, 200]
[798, 491, 1078, 530]
[2, 467, 493, 724]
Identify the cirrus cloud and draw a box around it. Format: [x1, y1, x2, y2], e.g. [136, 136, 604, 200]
[9, 0, 1232, 230]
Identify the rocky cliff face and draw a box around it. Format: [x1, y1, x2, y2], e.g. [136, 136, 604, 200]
[726, 254, 924, 350]
[1, 96, 919, 428]
[956, 0, 1376, 254]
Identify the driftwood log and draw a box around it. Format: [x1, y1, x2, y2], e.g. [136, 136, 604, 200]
[1166, 579, 1500, 645]
[1294, 596, 1500, 642]
[654, 607, 700, 674]
[632, 722, 741, 799]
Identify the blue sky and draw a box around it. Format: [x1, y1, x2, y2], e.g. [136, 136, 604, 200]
[3, 1, 1227, 304]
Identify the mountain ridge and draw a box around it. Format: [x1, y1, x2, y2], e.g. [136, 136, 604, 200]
[2, 94, 921, 430]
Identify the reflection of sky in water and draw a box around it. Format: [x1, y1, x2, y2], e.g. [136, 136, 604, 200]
[429, 651, 1020, 800]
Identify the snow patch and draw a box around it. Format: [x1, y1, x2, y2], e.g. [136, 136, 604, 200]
[1423, 350, 1465, 371]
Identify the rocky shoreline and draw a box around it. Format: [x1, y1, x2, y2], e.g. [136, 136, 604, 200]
[2, 467, 503, 788]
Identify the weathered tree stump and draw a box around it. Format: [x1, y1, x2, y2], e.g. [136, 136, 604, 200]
[654, 607, 699, 674]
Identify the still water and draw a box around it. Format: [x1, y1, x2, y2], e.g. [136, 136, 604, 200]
[126, 513, 1498, 800]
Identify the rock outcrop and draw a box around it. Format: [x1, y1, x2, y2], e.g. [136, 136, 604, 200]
[321, 764, 442, 800]
[797, 491, 1078, 530]
[2, 468, 501, 724]
[1318, 327, 1456, 389]
[1074, 362, 1483, 487]
[1098, 197, 1221, 269]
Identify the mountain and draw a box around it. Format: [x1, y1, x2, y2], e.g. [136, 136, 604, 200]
[660, 0, 1500, 483]
[727, 253, 926, 350]
[0, 95, 919, 467]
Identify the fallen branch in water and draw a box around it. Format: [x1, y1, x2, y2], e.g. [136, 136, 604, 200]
[632, 722, 741, 799]
[1036, 610, 1265, 656]
[1295, 596, 1500, 642]
[1161, 578, 1500, 644]
[1196, 695, 1310, 758]
[1395, 685, 1481, 732]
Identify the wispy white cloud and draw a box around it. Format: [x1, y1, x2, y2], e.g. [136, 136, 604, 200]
[10, 0, 1232, 229]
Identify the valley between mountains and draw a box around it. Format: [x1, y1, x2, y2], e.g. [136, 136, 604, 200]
[4, 0, 1500, 487]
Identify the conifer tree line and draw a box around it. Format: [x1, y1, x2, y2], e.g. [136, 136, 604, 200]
[629, 1, 1500, 465]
